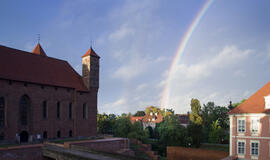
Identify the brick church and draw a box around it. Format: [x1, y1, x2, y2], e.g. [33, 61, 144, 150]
[0, 43, 100, 142]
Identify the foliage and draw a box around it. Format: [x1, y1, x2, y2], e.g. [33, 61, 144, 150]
[201, 102, 229, 143]
[189, 98, 203, 125]
[232, 99, 246, 108]
[145, 106, 161, 115]
[188, 98, 203, 147]
[113, 115, 132, 138]
[158, 114, 188, 146]
[97, 113, 116, 134]
[134, 110, 145, 116]
[208, 120, 223, 143]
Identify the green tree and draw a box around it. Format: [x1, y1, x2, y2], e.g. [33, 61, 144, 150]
[232, 99, 246, 108]
[188, 98, 203, 147]
[208, 120, 223, 143]
[158, 114, 187, 146]
[113, 116, 132, 137]
[189, 99, 203, 125]
[134, 111, 145, 116]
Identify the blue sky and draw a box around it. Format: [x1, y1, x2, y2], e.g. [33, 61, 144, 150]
[1, 0, 270, 114]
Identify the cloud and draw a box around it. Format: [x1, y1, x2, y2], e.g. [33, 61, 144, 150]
[166, 45, 253, 113]
[170, 46, 252, 87]
[109, 25, 135, 41]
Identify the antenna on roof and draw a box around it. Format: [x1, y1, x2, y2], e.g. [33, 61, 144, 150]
[37, 34, 40, 44]
[90, 39, 92, 49]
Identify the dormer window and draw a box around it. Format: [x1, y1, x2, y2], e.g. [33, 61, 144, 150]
[264, 95, 270, 109]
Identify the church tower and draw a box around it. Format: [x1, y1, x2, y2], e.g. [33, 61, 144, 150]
[81, 47, 100, 89]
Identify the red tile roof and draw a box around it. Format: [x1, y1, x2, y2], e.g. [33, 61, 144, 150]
[130, 116, 144, 123]
[228, 81, 270, 114]
[143, 113, 163, 123]
[32, 43, 47, 56]
[81, 47, 100, 58]
[0, 45, 88, 91]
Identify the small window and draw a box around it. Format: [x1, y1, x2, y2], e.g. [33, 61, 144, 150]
[251, 141, 259, 156]
[238, 119, 246, 133]
[43, 101, 47, 119]
[238, 141, 245, 155]
[8, 80, 12, 85]
[41, 85, 44, 89]
[55, 87, 58, 90]
[57, 130, 61, 138]
[69, 103, 72, 119]
[57, 102, 60, 119]
[24, 83, 28, 87]
[43, 131, 47, 139]
[69, 130, 72, 137]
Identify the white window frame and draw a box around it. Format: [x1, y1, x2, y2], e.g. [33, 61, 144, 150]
[250, 117, 260, 135]
[250, 140, 260, 158]
[237, 140, 246, 156]
[237, 117, 246, 134]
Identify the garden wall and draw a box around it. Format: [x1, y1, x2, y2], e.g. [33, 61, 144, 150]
[167, 146, 228, 160]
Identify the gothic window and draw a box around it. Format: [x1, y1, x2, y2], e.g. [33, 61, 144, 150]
[0, 97, 5, 127]
[83, 103, 87, 119]
[69, 103, 72, 119]
[20, 95, 30, 126]
[69, 130, 72, 137]
[43, 131, 47, 139]
[57, 130, 61, 138]
[57, 102, 60, 119]
[0, 132, 4, 140]
[43, 101, 47, 119]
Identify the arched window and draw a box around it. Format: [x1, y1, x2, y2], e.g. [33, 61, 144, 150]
[69, 103, 72, 119]
[57, 130, 61, 138]
[20, 95, 30, 126]
[43, 131, 47, 139]
[57, 102, 60, 119]
[83, 103, 87, 119]
[42, 101, 47, 119]
[0, 132, 4, 140]
[69, 130, 72, 137]
[0, 97, 5, 127]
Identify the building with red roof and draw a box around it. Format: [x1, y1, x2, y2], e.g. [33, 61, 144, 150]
[0, 43, 100, 143]
[228, 82, 270, 159]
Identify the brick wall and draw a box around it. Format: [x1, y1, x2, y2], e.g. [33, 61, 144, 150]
[0, 79, 97, 142]
[167, 146, 228, 160]
[64, 138, 128, 153]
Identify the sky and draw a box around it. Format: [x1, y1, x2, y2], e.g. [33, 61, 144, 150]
[1, 0, 270, 114]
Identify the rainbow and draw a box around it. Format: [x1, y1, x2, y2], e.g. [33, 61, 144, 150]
[160, 0, 215, 108]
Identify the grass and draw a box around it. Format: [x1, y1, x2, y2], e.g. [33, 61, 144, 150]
[200, 143, 229, 152]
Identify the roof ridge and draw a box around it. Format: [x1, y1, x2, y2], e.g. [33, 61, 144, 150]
[0, 45, 69, 63]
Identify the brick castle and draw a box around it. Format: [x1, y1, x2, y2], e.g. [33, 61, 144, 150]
[0, 43, 100, 142]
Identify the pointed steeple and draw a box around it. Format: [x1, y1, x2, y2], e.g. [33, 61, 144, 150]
[32, 43, 47, 56]
[81, 47, 100, 58]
